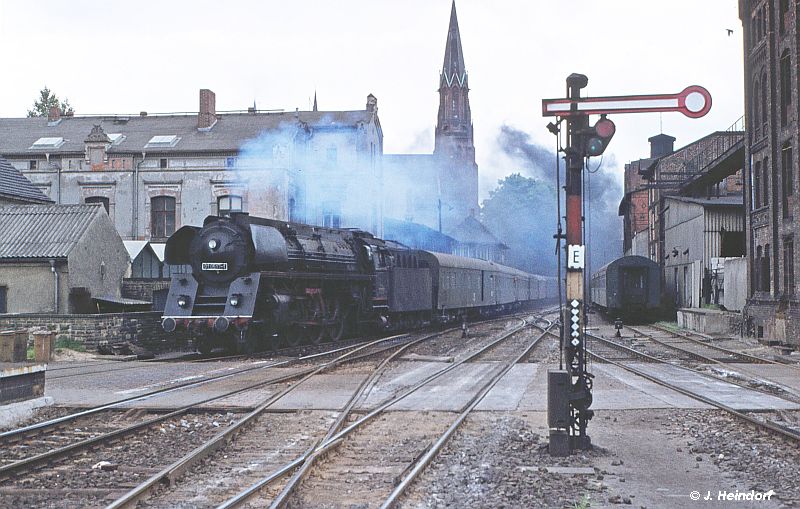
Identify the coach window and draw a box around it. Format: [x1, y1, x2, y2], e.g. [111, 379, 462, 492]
[85, 196, 109, 214]
[218, 195, 243, 216]
[151, 196, 176, 239]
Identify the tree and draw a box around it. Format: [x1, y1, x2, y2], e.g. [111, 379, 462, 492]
[481, 173, 558, 275]
[27, 86, 73, 117]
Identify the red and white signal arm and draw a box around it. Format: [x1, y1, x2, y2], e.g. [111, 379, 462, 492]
[542, 85, 712, 119]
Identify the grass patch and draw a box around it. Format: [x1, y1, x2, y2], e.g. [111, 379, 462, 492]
[655, 321, 680, 332]
[55, 336, 86, 353]
[573, 495, 591, 509]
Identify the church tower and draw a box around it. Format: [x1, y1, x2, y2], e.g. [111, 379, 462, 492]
[434, 1, 479, 228]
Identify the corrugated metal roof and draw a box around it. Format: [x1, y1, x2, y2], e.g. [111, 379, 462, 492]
[0, 204, 103, 259]
[0, 156, 52, 203]
[0, 110, 372, 156]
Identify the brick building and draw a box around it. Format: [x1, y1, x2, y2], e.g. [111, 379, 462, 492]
[739, 0, 799, 344]
[619, 134, 675, 256]
[0, 91, 383, 241]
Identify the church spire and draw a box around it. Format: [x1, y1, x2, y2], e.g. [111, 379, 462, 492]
[441, 0, 467, 88]
[313, 91, 318, 112]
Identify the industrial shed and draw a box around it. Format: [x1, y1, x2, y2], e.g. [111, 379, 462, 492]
[662, 195, 745, 308]
[0, 204, 129, 313]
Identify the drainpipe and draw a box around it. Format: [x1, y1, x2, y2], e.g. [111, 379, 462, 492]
[50, 259, 59, 313]
[133, 152, 145, 239]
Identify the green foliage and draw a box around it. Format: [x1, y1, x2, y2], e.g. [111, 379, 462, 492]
[55, 336, 86, 352]
[480, 173, 558, 275]
[27, 86, 73, 117]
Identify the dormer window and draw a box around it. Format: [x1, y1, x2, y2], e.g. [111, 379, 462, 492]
[30, 137, 65, 150]
[107, 133, 126, 145]
[145, 135, 180, 148]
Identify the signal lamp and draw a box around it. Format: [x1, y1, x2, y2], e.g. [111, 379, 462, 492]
[583, 115, 615, 157]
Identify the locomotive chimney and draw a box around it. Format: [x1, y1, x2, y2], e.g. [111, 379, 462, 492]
[198, 89, 217, 130]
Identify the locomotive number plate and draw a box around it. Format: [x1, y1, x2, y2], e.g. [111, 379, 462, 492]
[202, 262, 228, 271]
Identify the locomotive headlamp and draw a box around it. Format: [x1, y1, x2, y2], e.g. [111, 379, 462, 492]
[229, 294, 242, 307]
[208, 239, 219, 251]
[177, 295, 190, 308]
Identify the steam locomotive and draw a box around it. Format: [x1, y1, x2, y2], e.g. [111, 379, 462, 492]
[161, 213, 555, 353]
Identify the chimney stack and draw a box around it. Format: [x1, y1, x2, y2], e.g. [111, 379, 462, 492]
[198, 89, 217, 130]
[366, 94, 377, 113]
[48, 106, 61, 122]
[648, 133, 676, 158]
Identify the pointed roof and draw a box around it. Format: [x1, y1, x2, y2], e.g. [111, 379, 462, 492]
[441, 1, 467, 88]
[447, 215, 508, 249]
[0, 204, 108, 259]
[0, 156, 52, 204]
[313, 92, 318, 112]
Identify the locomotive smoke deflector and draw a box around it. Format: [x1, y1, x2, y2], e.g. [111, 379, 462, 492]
[165, 226, 200, 265]
[249, 224, 289, 265]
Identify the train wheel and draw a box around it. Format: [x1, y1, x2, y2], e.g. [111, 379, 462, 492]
[306, 293, 326, 345]
[325, 298, 346, 342]
[196, 338, 213, 356]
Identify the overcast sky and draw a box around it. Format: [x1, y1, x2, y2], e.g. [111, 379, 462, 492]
[0, 0, 744, 199]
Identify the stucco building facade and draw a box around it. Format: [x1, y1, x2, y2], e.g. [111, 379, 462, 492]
[0, 91, 383, 242]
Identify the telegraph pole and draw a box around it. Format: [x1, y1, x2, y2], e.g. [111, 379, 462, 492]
[542, 75, 712, 455]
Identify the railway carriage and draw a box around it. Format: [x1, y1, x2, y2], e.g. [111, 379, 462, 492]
[590, 255, 661, 320]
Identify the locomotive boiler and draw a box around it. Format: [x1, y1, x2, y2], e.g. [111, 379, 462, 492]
[162, 212, 555, 353]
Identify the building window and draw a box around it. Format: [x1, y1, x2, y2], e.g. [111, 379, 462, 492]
[761, 70, 768, 135]
[780, 51, 792, 126]
[85, 196, 110, 214]
[763, 243, 771, 293]
[753, 79, 761, 139]
[326, 146, 338, 165]
[784, 238, 795, 295]
[0, 286, 6, 313]
[160, 158, 168, 169]
[762, 157, 770, 207]
[780, 0, 790, 34]
[288, 197, 297, 222]
[217, 195, 243, 216]
[151, 196, 176, 239]
[756, 245, 763, 291]
[782, 143, 793, 218]
[754, 159, 762, 208]
[322, 202, 341, 228]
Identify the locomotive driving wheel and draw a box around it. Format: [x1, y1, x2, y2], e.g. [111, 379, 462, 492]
[323, 297, 347, 342]
[304, 292, 326, 345]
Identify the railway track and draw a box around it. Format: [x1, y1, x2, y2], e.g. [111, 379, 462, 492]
[101, 314, 552, 509]
[0, 312, 543, 508]
[581, 331, 800, 444]
[620, 325, 800, 402]
[0, 333, 416, 485]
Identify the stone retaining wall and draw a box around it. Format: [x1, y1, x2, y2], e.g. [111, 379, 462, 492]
[0, 312, 188, 352]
